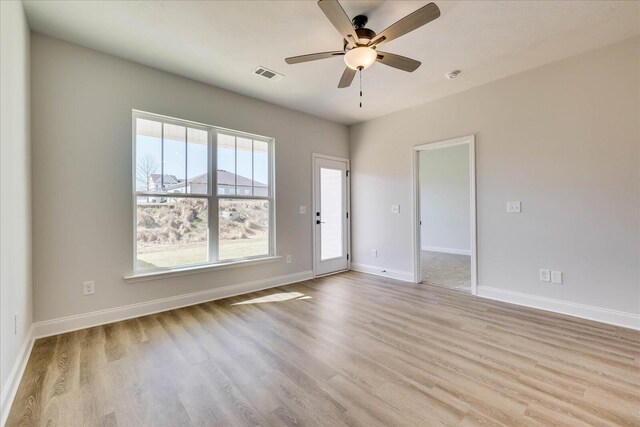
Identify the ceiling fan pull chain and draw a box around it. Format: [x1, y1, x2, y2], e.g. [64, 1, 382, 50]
[359, 67, 363, 108]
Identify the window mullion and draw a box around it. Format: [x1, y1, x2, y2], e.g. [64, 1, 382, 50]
[136, 191, 205, 198]
[184, 126, 188, 193]
[269, 140, 275, 257]
[209, 130, 219, 263]
[160, 123, 165, 191]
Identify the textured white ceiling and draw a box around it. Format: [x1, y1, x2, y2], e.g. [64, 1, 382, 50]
[23, 1, 640, 125]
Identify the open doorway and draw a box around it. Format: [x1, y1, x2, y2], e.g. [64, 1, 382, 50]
[413, 135, 477, 294]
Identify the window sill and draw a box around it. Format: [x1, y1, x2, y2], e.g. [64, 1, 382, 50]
[124, 256, 282, 284]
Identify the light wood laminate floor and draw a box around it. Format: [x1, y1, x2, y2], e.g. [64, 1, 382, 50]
[7, 271, 640, 426]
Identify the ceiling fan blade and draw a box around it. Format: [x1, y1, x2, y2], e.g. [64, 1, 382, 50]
[285, 51, 344, 65]
[338, 67, 356, 88]
[376, 52, 421, 72]
[368, 2, 440, 47]
[317, 0, 359, 48]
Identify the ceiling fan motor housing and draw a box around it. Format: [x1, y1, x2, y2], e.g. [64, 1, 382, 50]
[344, 15, 375, 46]
[344, 27, 377, 50]
[355, 28, 376, 44]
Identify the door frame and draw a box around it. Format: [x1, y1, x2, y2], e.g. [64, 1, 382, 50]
[312, 153, 351, 277]
[412, 135, 477, 294]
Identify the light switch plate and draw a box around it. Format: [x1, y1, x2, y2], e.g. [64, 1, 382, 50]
[507, 201, 521, 213]
[83, 281, 95, 296]
[551, 271, 563, 284]
[299, 206, 307, 215]
[539, 269, 550, 282]
[391, 205, 400, 214]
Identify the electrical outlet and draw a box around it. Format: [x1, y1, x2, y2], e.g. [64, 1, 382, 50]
[83, 280, 95, 296]
[507, 201, 521, 213]
[299, 206, 307, 215]
[286, 255, 292, 264]
[539, 269, 550, 282]
[372, 249, 378, 258]
[391, 205, 400, 214]
[551, 271, 563, 284]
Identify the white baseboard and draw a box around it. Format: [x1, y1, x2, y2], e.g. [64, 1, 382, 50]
[34, 270, 313, 339]
[350, 263, 414, 283]
[421, 246, 471, 256]
[477, 286, 640, 330]
[1, 324, 35, 427]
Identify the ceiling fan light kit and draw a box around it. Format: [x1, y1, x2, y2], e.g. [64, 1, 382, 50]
[285, 0, 441, 107]
[344, 46, 377, 70]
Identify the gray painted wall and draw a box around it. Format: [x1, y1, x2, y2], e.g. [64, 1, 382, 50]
[1, 0, 32, 404]
[420, 144, 470, 253]
[350, 37, 640, 314]
[30, 34, 349, 322]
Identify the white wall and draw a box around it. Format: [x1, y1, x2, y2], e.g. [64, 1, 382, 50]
[0, 0, 32, 416]
[350, 37, 640, 316]
[420, 144, 470, 254]
[30, 34, 349, 323]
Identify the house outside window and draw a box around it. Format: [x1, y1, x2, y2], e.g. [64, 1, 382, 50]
[133, 111, 274, 271]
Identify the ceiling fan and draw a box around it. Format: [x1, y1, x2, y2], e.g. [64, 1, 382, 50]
[285, 0, 440, 94]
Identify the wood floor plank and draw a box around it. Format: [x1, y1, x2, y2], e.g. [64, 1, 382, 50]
[6, 271, 640, 426]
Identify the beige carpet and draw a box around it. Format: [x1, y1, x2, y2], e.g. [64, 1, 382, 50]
[421, 251, 471, 292]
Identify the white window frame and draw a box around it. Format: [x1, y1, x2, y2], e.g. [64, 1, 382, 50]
[131, 110, 276, 275]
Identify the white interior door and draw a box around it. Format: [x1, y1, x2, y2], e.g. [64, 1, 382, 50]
[314, 156, 349, 276]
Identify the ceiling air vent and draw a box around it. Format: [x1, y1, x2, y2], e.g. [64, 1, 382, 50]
[254, 66, 284, 82]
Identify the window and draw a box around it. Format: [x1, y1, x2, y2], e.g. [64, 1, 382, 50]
[133, 111, 274, 272]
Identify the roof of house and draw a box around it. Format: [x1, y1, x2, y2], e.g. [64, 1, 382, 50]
[217, 170, 266, 188]
[166, 170, 266, 190]
[150, 174, 182, 185]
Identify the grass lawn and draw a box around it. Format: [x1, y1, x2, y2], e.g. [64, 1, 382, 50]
[137, 238, 268, 269]
[219, 238, 269, 261]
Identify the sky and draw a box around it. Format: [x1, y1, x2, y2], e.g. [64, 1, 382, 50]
[136, 130, 269, 192]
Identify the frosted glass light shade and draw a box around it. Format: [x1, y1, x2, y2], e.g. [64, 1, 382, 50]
[344, 47, 377, 70]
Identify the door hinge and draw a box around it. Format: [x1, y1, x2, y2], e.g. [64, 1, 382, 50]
[347, 254, 349, 260]
[346, 212, 349, 219]
[346, 170, 349, 177]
